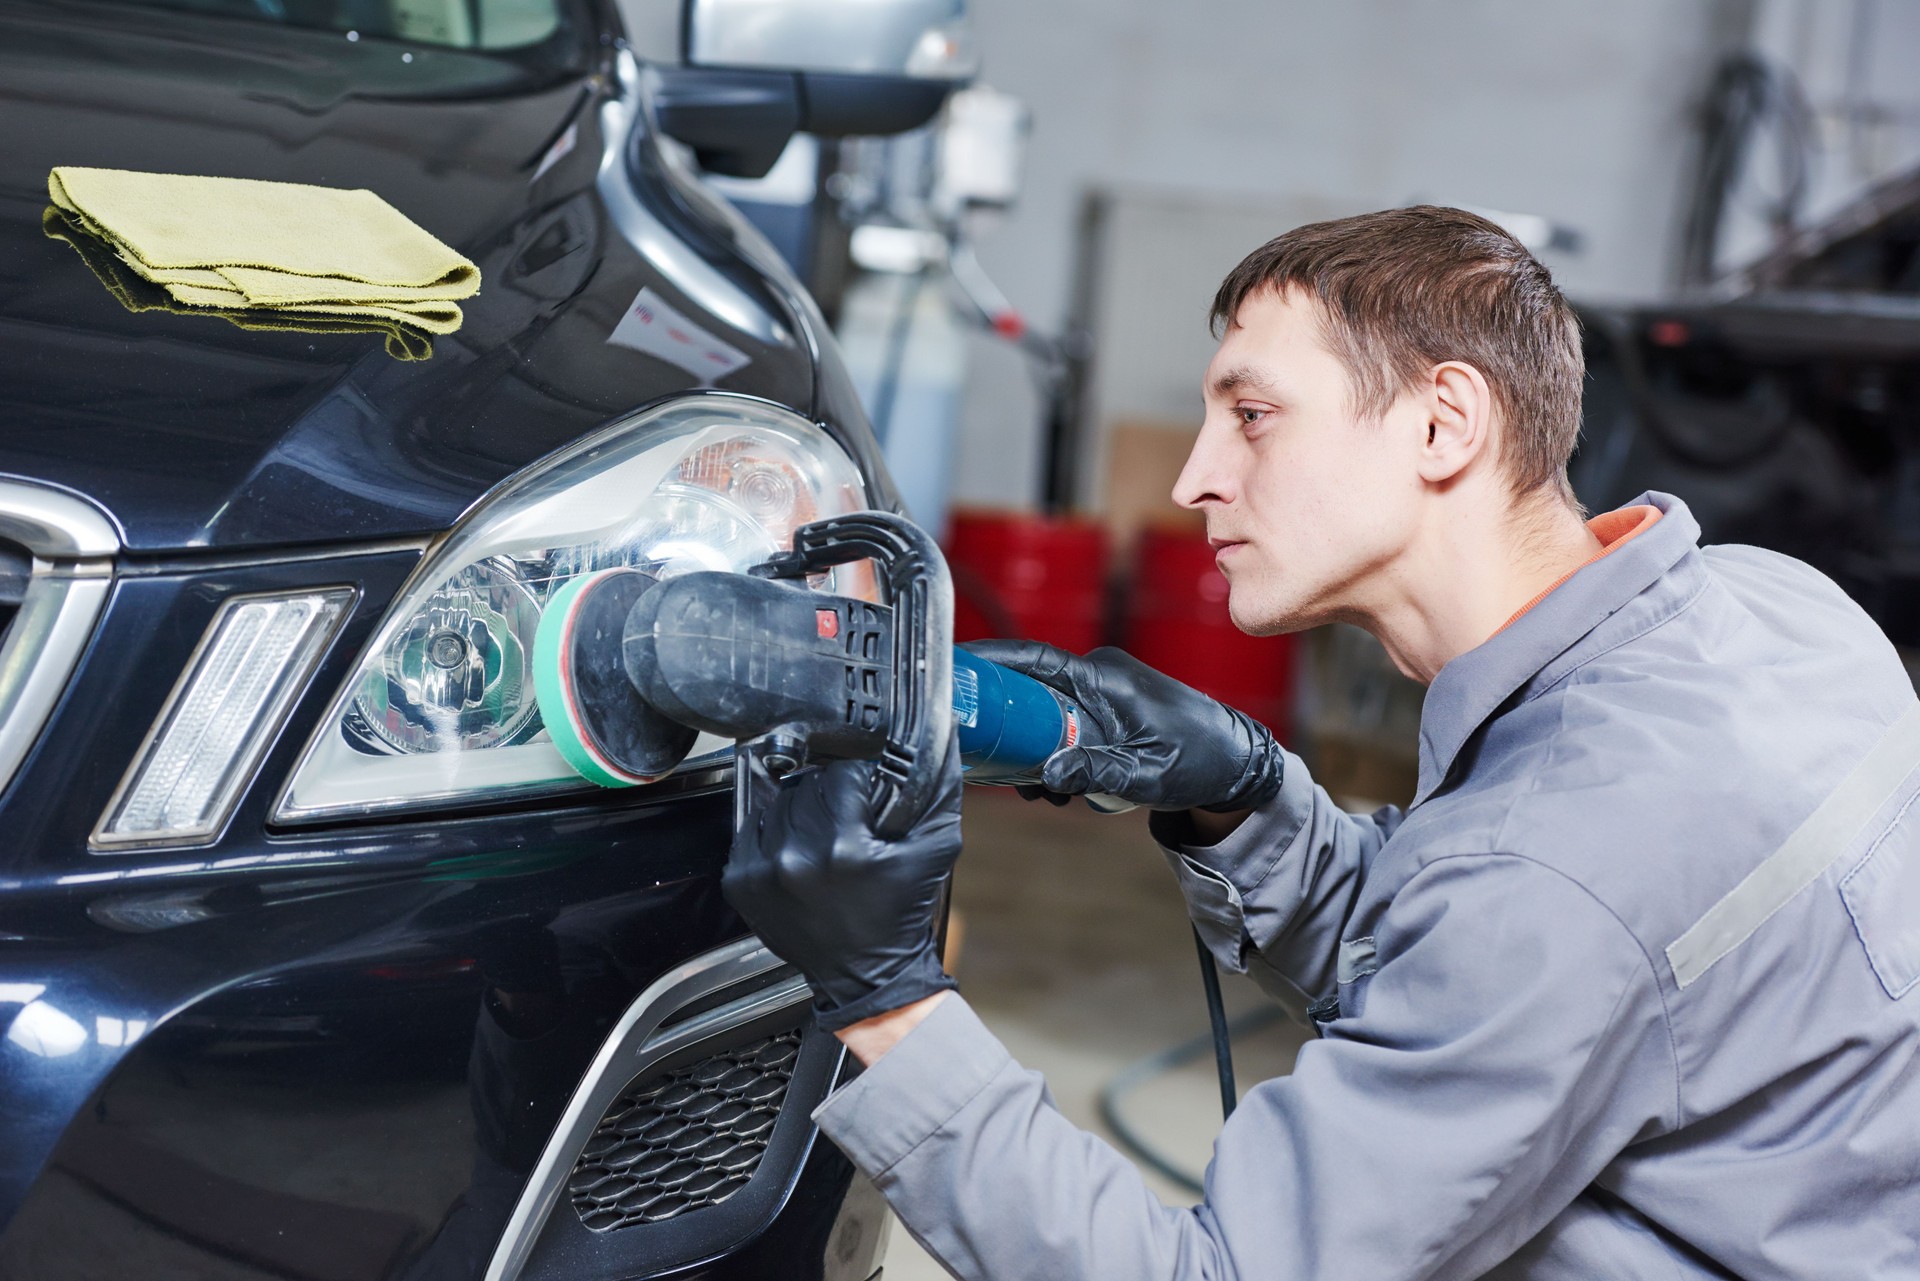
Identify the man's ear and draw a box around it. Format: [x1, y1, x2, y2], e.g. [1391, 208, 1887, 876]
[1417, 360, 1495, 484]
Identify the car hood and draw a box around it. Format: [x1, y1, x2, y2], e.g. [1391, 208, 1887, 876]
[0, 1, 816, 554]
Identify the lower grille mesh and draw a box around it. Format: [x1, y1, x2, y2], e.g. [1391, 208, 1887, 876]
[567, 1028, 803, 1231]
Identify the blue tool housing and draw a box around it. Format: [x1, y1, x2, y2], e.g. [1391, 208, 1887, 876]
[952, 647, 1084, 780]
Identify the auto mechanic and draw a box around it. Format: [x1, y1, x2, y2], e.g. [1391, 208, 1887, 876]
[725, 205, 1920, 1279]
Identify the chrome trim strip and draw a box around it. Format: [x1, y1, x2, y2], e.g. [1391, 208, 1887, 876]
[0, 577, 111, 796]
[483, 936, 807, 1281]
[0, 480, 120, 795]
[0, 479, 120, 560]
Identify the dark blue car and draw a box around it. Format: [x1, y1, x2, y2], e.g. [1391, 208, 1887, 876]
[0, 0, 970, 1276]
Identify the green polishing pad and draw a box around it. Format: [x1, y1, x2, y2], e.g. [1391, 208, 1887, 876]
[533, 569, 697, 788]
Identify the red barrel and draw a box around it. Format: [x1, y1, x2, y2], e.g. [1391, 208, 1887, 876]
[944, 509, 1109, 654]
[1125, 527, 1296, 735]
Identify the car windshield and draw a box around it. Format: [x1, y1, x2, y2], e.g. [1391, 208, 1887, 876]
[77, 0, 563, 50]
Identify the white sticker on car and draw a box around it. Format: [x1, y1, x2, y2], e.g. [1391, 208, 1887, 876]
[606, 286, 751, 380]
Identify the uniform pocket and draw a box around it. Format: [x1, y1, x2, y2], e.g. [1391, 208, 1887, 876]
[1840, 795, 1920, 1000]
[1336, 935, 1378, 985]
[1314, 936, 1379, 1025]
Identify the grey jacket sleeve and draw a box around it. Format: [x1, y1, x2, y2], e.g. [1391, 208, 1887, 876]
[1149, 748, 1403, 1003]
[813, 854, 1677, 1281]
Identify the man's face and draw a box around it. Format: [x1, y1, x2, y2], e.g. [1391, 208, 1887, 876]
[1175, 287, 1426, 635]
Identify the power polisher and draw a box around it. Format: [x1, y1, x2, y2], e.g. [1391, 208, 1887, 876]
[532, 511, 1127, 835]
[533, 511, 1234, 1132]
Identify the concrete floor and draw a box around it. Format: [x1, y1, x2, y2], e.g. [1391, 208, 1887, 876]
[880, 789, 1313, 1280]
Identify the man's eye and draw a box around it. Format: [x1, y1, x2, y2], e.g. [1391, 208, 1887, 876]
[1235, 406, 1269, 427]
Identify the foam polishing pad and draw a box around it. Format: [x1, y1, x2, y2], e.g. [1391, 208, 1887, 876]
[533, 568, 698, 787]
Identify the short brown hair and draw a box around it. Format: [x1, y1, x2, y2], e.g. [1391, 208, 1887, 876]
[1211, 206, 1584, 501]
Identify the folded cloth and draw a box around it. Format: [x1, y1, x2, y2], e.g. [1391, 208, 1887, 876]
[46, 166, 478, 335]
[45, 206, 435, 360]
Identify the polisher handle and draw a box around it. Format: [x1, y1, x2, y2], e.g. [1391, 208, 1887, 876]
[754, 512, 955, 840]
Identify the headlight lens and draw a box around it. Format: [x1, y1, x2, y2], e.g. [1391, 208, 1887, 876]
[274, 396, 871, 824]
[346, 558, 545, 756]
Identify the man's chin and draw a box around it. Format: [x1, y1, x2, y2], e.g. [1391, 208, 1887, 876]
[1227, 594, 1308, 637]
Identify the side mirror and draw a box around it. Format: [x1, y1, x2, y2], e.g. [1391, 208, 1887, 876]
[651, 0, 976, 179]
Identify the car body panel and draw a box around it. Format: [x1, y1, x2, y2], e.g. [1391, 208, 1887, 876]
[0, 552, 884, 1280]
[0, 0, 835, 553]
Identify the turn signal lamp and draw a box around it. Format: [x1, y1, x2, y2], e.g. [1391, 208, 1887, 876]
[93, 589, 353, 848]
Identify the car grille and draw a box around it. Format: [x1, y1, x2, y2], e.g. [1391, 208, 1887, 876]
[566, 1027, 803, 1231]
[0, 482, 117, 799]
[0, 539, 27, 651]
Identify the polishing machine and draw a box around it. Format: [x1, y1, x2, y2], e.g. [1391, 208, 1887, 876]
[531, 511, 1126, 831]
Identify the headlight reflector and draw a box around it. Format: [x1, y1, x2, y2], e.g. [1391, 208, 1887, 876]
[274, 396, 870, 824]
[346, 558, 544, 756]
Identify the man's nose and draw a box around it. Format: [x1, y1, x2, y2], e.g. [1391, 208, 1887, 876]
[1172, 421, 1234, 511]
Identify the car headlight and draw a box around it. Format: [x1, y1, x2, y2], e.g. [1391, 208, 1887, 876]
[274, 395, 872, 824]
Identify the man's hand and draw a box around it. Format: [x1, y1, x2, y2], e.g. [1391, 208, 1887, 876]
[963, 641, 1285, 813]
[722, 740, 963, 1033]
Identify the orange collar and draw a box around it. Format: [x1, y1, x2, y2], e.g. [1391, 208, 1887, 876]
[1494, 505, 1662, 636]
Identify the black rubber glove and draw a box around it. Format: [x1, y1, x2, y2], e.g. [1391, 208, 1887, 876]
[722, 741, 962, 1032]
[961, 640, 1285, 813]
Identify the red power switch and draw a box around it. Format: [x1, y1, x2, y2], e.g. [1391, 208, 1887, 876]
[816, 609, 840, 640]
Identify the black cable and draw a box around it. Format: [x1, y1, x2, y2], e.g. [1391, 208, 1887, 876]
[1097, 1004, 1282, 1195]
[1589, 309, 1797, 473]
[1679, 54, 1814, 286]
[1193, 926, 1236, 1119]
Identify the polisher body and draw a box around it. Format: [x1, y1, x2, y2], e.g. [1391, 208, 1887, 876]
[536, 567, 1100, 791]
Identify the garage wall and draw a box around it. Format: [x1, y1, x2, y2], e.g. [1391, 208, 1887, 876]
[1715, 0, 1920, 276]
[1073, 189, 1363, 522]
[949, 0, 1753, 514]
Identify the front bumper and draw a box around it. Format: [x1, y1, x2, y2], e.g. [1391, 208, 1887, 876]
[0, 543, 882, 1280]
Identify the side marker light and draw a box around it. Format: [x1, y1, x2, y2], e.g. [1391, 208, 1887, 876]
[93, 588, 353, 849]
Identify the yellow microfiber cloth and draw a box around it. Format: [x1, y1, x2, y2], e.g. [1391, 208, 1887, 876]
[46, 166, 479, 339]
[44, 206, 435, 360]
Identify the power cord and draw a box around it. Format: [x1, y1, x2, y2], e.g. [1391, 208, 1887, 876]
[1678, 53, 1813, 286]
[1096, 939, 1283, 1196]
[1193, 927, 1237, 1120]
[1097, 995, 1282, 1195]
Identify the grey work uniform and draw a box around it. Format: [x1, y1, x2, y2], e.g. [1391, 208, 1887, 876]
[814, 492, 1920, 1280]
